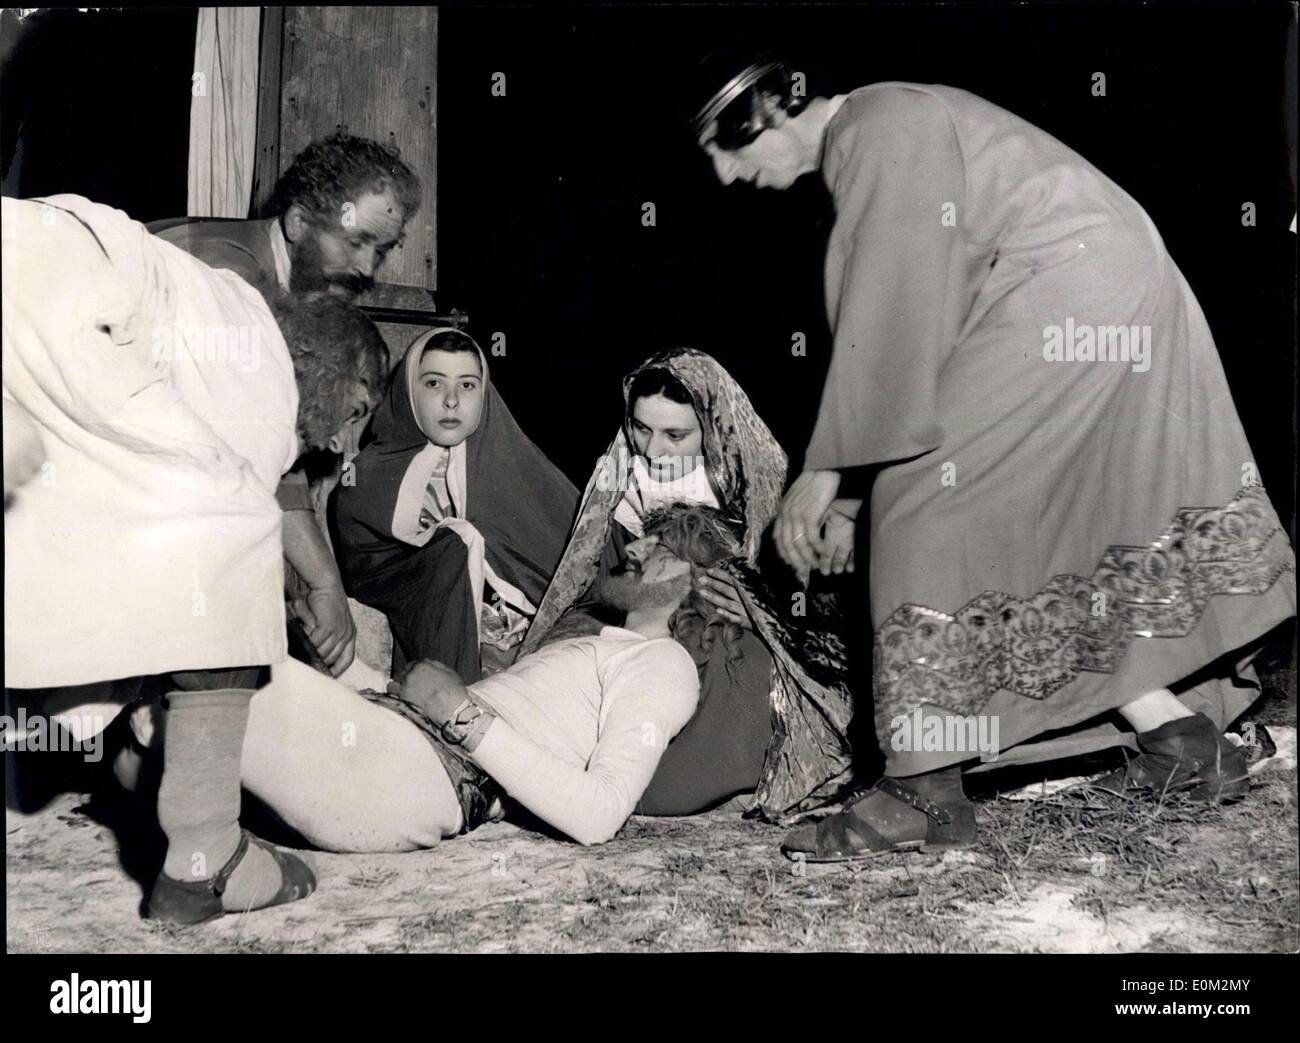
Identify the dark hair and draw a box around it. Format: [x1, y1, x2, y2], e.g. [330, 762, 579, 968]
[268, 292, 389, 450]
[267, 131, 421, 227]
[627, 366, 694, 409]
[643, 503, 748, 673]
[689, 50, 827, 151]
[419, 329, 482, 369]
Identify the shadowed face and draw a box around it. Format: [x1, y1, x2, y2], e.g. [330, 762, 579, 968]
[630, 393, 704, 480]
[288, 186, 407, 300]
[412, 348, 485, 447]
[321, 380, 377, 457]
[701, 125, 807, 190]
[597, 534, 694, 611]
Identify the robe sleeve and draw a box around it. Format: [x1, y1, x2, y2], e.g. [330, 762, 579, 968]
[804, 87, 968, 470]
[2, 197, 255, 481]
[154, 224, 267, 290]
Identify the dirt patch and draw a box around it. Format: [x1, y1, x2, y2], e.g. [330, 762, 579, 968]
[961, 884, 1215, 953]
[8, 739, 1296, 952]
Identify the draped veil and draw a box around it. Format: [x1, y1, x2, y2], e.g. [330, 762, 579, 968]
[522, 348, 857, 822]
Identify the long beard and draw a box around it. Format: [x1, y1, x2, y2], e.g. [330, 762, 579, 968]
[289, 232, 374, 298]
[596, 570, 691, 613]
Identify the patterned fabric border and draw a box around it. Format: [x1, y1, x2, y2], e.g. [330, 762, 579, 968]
[874, 484, 1295, 724]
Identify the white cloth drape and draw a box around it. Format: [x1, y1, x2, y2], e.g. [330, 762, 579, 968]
[2, 195, 298, 688]
[187, 7, 261, 218]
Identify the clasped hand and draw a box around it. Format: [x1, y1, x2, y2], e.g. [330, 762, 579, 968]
[693, 566, 752, 628]
[389, 659, 469, 724]
[774, 470, 860, 576]
[290, 585, 357, 678]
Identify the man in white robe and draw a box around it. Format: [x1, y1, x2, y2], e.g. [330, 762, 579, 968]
[3, 194, 385, 922]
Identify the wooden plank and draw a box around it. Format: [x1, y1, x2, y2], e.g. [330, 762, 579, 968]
[279, 5, 437, 289]
[249, 6, 285, 217]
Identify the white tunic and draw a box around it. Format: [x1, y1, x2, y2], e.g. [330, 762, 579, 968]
[3, 195, 299, 688]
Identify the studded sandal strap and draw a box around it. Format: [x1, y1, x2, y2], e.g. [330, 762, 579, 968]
[876, 776, 953, 826]
[209, 830, 252, 898]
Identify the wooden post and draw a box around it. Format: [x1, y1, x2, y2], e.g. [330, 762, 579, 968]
[249, 6, 285, 218]
[277, 6, 438, 289]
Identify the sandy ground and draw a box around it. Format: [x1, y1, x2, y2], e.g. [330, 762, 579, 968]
[7, 727, 1295, 953]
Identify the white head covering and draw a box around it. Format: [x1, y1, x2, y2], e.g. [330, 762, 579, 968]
[613, 454, 721, 536]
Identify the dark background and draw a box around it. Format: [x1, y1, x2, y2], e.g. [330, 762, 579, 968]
[0, 7, 197, 220]
[435, 1, 1298, 528]
[2, 2, 1295, 515]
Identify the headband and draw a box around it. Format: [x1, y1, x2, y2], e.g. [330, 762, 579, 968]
[691, 59, 783, 140]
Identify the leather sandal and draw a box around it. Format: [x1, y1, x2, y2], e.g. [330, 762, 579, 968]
[782, 776, 977, 863]
[1092, 713, 1249, 804]
[145, 829, 317, 925]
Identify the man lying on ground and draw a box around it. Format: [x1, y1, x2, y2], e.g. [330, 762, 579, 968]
[115, 504, 741, 849]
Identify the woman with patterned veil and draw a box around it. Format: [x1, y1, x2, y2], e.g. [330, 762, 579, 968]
[519, 348, 857, 823]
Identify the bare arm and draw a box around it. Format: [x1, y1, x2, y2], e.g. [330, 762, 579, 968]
[280, 471, 356, 676]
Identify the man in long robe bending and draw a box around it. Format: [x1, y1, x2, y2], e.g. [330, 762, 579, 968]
[689, 56, 1296, 860]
